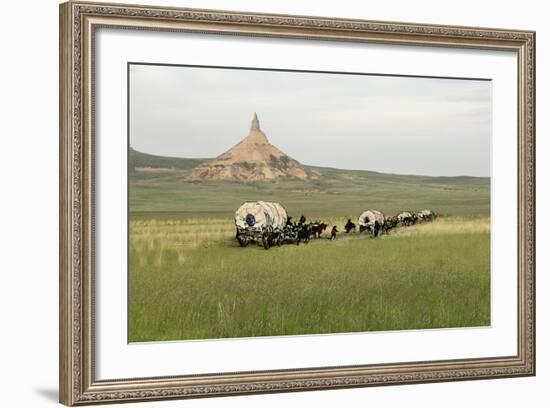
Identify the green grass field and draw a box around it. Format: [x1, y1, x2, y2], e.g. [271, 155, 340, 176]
[128, 150, 491, 342]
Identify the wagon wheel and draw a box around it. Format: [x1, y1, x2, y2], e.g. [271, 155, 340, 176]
[262, 231, 271, 250]
[237, 235, 249, 247]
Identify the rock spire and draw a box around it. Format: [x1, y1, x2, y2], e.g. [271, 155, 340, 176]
[189, 113, 310, 182]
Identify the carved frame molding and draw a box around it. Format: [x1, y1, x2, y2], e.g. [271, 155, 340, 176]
[59, 1, 535, 405]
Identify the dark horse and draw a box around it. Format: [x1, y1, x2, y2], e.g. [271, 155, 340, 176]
[344, 219, 356, 233]
[296, 222, 310, 244]
[309, 223, 328, 239]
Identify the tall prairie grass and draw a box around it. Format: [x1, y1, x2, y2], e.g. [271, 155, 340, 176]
[129, 216, 490, 342]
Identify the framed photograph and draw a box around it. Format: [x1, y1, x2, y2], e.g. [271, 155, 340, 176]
[59, 1, 536, 405]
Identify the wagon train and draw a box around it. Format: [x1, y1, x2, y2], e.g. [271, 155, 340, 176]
[235, 201, 438, 248]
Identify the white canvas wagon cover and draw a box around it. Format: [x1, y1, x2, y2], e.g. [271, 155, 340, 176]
[235, 201, 288, 230]
[358, 209, 385, 226]
[397, 211, 413, 221]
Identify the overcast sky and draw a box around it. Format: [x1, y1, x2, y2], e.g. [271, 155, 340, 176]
[129, 64, 491, 177]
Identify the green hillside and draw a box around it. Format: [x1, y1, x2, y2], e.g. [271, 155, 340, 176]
[129, 149, 490, 218]
[129, 147, 207, 177]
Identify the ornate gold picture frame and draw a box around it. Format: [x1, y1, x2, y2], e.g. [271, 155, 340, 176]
[59, 1, 535, 405]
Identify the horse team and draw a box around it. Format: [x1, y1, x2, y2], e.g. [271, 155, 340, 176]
[276, 208, 438, 247]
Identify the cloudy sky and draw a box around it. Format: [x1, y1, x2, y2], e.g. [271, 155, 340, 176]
[129, 64, 491, 177]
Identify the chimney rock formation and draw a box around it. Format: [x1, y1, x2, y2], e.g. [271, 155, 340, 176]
[189, 113, 309, 182]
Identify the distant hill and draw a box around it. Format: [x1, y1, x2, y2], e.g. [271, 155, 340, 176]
[129, 147, 207, 177]
[129, 145, 490, 217]
[129, 147, 489, 187]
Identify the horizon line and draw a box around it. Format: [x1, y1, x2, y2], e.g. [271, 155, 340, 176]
[129, 146, 491, 179]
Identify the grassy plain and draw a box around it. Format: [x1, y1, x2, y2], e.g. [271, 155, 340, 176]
[128, 150, 491, 342]
[129, 216, 490, 341]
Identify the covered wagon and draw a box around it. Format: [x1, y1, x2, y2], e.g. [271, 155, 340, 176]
[397, 211, 417, 226]
[358, 209, 385, 237]
[234, 201, 288, 249]
[416, 209, 437, 222]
